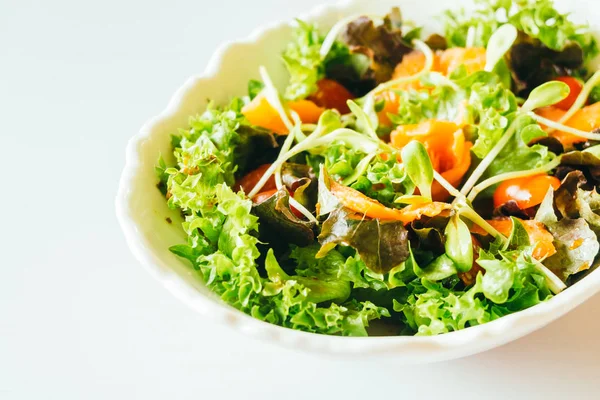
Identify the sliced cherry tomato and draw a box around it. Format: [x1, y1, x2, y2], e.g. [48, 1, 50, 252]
[252, 188, 278, 204]
[493, 174, 561, 210]
[234, 164, 276, 194]
[553, 76, 583, 110]
[309, 79, 354, 114]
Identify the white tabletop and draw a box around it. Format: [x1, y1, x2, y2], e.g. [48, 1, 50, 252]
[2, 0, 599, 398]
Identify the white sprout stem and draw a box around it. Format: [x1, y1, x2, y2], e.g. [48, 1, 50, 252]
[259, 66, 294, 132]
[342, 152, 377, 186]
[428, 72, 461, 91]
[465, 26, 476, 48]
[248, 128, 383, 198]
[467, 157, 562, 202]
[289, 197, 318, 223]
[361, 95, 380, 140]
[319, 14, 381, 59]
[274, 126, 299, 189]
[435, 170, 509, 252]
[554, 70, 600, 129]
[459, 117, 519, 196]
[433, 171, 463, 200]
[367, 39, 434, 96]
[270, 124, 318, 224]
[528, 112, 600, 141]
[533, 259, 566, 294]
[301, 123, 317, 131]
[290, 112, 307, 142]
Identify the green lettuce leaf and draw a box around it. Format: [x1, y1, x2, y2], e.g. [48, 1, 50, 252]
[164, 101, 388, 336]
[265, 248, 351, 303]
[393, 279, 488, 336]
[309, 144, 414, 207]
[479, 115, 556, 194]
[442, 0, 508, 48]
[442, 0, 598, 60]
[282, 20, 351, 100]
[508, 0, 598, 60]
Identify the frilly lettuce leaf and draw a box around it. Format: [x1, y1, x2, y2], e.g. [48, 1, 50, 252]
[442, 0, 508, 48]
[265, 248, 351, 303]
[553, 171, 600, 237]
[508, 0, 598, 60]
[282, 20, 351, 100]
[164, 101, 388, 336]
[338, 253, 390, 291]
[393, 279, 488, 336]
[443, 0, 597, 95]
[535, 185, 599, 282]
[443, 0, 597, 61]
[339, 8, 414, 86]
[308, 144, 414, 207]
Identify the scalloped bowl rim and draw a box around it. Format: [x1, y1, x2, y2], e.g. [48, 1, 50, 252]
[116, 0, 600, 362]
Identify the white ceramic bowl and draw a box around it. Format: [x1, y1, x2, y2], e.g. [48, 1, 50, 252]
[116, 0, 600, 362]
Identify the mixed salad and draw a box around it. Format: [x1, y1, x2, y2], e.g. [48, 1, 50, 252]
[156, 0, 600, 336]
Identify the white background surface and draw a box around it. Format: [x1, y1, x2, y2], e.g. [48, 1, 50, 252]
[2, 0, 600, 399]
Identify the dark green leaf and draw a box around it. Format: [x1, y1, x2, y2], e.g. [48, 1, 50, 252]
[318, 207, 409, 274]
[282, 20, 352, 100]
[508, 32, 586, 96]
[234, 125, 283, 177]
[281, 163, 317, 211]
[253, 188, 315, 247]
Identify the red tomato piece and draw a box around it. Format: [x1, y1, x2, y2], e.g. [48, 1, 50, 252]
[553, 76, 583, 110]
[234, 164, 276, 194]
[309, 79, 354, 114]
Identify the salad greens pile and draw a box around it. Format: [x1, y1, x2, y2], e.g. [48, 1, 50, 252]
[157, 0, 600, 336]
